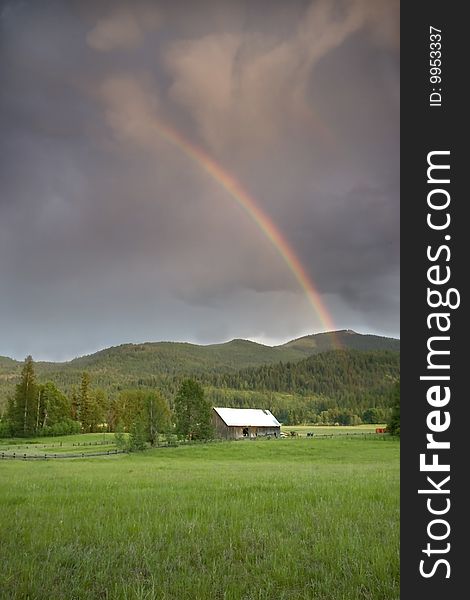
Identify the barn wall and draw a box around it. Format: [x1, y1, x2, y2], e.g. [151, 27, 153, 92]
[212, 411, 229, 439]
[212, 410, 281, 440]
[256, 426, 281, 437]
[229, 427, 243, 439]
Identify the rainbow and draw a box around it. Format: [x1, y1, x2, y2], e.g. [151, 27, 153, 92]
[150, 120, 337, 339]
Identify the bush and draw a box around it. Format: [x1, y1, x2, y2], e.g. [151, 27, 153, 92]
[0, 420, 12, 438]
[128, 419, 147, 452]
[387, 382, 400, 436]
[114, 421, 127, 450]
[40, 419, 81, 437]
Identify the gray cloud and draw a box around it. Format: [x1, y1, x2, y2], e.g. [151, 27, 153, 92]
[86, 3, 161, 52]
[0, 0, 399, 360]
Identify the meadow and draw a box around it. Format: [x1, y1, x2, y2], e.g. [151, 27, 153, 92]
[0, 432, 118, 457]
[280, 424, 385, 436]
[0, 435, 399, 600]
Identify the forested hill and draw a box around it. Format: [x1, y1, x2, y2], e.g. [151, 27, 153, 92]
[206, 349, 399, 409]
[280, 330, 400, 356]
[0, 331, 399, 409]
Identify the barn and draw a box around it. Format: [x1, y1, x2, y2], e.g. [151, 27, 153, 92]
[212, 407, 281, 440]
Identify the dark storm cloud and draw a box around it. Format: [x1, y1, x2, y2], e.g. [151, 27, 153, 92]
[0, 0, 399, 360]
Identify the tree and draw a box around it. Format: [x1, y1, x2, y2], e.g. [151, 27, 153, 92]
[87, 389, 107, 433]
[7, 356, 38, 436]
[174, 379, 213, 440]
[362, 407, 389, 424]
[114, 421, 127, 450]
[388, 381, 400, 436]
[104, 396, 118, 433]
[128, 418, 147, 452]
[115, 389, 171, 447]
[38, 382, 71, 429]
[146, 391, 171, 446]
[79, 372, 94, 432]
[70, 386, 80, 421]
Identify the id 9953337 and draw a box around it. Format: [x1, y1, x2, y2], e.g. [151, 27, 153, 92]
[429, 26, 442, 107]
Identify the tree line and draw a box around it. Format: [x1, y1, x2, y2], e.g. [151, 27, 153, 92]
[202, 350, 399, 425]
[0, 356, 214, 444]
[0, 350, 400, 437]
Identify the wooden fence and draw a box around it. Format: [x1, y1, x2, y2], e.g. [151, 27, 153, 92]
[0, 431, 395, 460]
[0, 449, 126, 460]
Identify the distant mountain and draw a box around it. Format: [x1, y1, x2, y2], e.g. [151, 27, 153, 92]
[0, 331, 399, 409]
[279, 330, 400, 355]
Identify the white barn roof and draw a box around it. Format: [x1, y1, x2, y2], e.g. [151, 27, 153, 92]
[213, 407, 281, 427]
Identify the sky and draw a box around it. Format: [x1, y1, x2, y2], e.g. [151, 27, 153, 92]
[0, 0, 399, 361]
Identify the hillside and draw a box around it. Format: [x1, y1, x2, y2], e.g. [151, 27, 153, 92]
[279, 330, 400, 355]
[207, 349, 399, 409]
[203, 348, 399, 424]
[0, 331, 399, 409]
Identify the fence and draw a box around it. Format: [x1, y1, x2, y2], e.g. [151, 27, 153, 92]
[0, 440, 112, 452]
[0, 438, 219, 460]
[0, 448, 126, 460]
[0, 431, 395, 460]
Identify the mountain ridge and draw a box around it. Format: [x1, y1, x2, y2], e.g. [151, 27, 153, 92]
[0, 331, 399, 409]
[1, 330, 399, 366]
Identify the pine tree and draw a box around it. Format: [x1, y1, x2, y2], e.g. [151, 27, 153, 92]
[9, 356, 38, 436]
[70, 386, 80, 421]
[91, 389, 108, 432]
[81, 389, 106, 433]
[3, 395, 16, 436]
[79, 372, 91, 432]
[388, 381, 400, 436]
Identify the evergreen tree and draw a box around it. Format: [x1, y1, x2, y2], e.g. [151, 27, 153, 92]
[8, 356, 38, 436]
[174, 379, 213, 440]
[1, 395, 15, 437]
[95, 389, 109, 430]
[87, 389, 106, 433]
[388, 381, 400, 436]
[79, 372, 92, 432]
[70, 386, 80, 421]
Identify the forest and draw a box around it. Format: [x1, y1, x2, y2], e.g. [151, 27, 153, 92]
[0, 345, 399, 437]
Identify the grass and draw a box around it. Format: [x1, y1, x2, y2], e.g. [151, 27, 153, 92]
[0, 427, 385, 455]
[0, 436, 399, 599]
[0, 432, 116, 446]
[280, 424, 387, 436]
[0, 433, 118, 456]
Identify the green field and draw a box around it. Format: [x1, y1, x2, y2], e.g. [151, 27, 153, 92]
[0, 432, 118, 456]
[0, 427, 386, 457]
[280, 424, 386, 436]
[0, 435, 399, 599]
